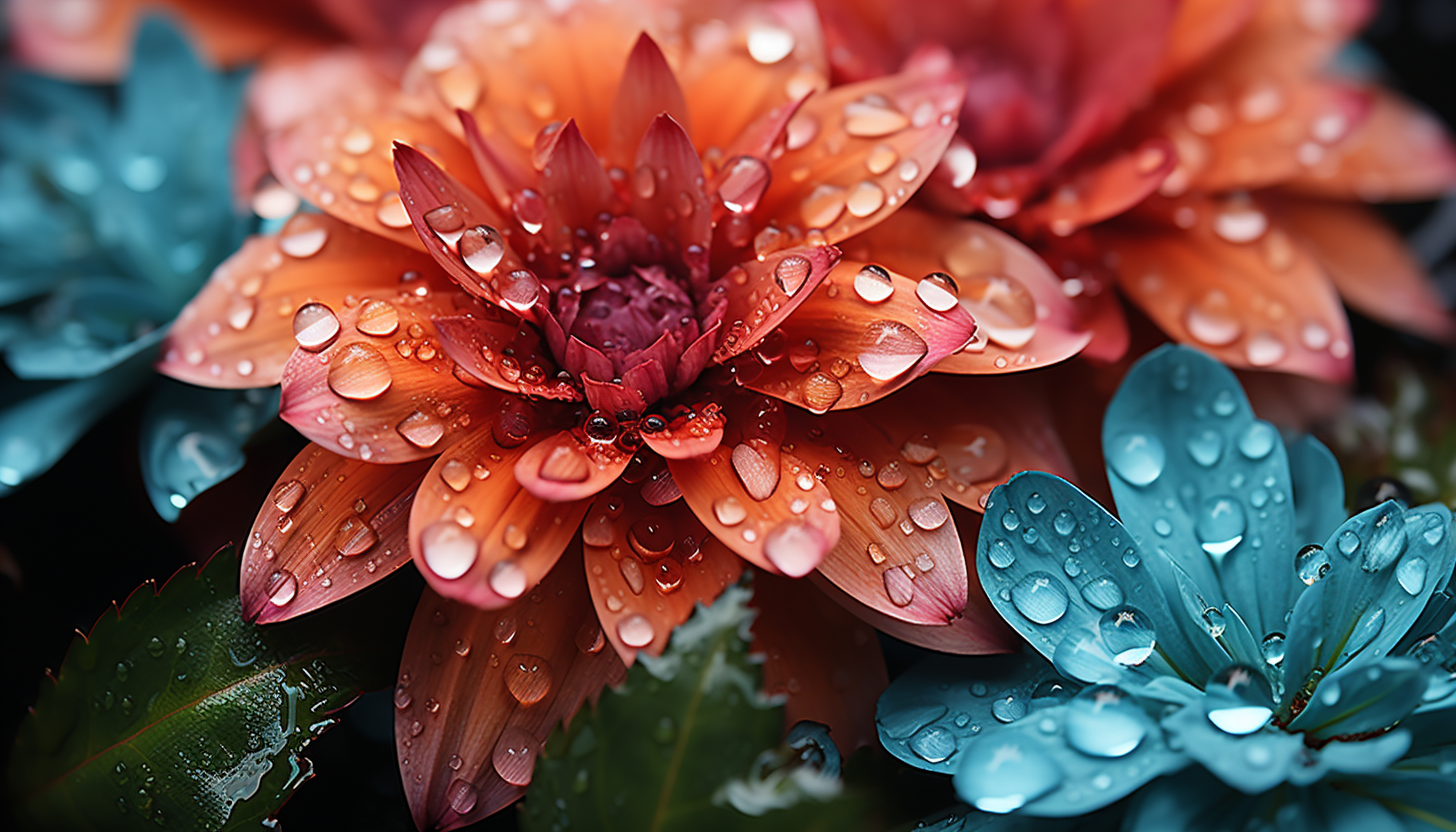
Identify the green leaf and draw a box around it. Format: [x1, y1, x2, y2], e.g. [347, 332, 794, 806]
[5, 546, 409, 831]
[520, 584, 867, 832]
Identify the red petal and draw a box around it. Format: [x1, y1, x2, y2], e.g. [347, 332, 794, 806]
[540, 120, 618, 254]
[1156, 0, 1260, 86]
[395, 560, 625, 829]
[854, 209, 1092, 375]
[755, 71, 963, 246]
[1017, 139, 1176, 239]
[408, 420, 589, 608]
[1280, 89, 1456, 201]
[1271, 196, 1456, 344]
[630, 115, 712, 271]
[865, 373, 1079, 512]
[513, 429, 632, 503]
[160, 213, 442, 388]
[582, 484, 742, 665]
[709, 245, 842, 363]
[667, 395, 839, 576]
[785, 409, 967, 625]
[750, 571, 887, 756]
[241, 443, 429, 623]
[639, 400, 727, 460]
[432, 313, 581, 400]
[279, 295, 505, 462]
[393, 143, 540, 317]
[610, 34, 691, 166]
[1100, 194, 1354, 381]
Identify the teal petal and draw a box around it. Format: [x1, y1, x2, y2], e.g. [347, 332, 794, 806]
[1286, 657, 1429, 740]
[1304, 788, 1407, 832]
[1159, 700, 1305, 794]
[1352, 761, 1456, 831]
[1104, 345, 1299, 644]
[4, 278, 172, 379]
[1123, 770, 1266, 832]
[1287, 434, 1347, 548]
[977, 471, 1223, 687]
[877, 653, 1072, 774]
[1282, 502, 1456, 708]
[139, 381, 279, 521]
[0, 354, 151, 494]
[1290, 730, 1412, 784]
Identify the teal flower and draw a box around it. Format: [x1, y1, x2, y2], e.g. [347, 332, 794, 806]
[878, 346, 1456, 830]
[0, 18, 275, 517]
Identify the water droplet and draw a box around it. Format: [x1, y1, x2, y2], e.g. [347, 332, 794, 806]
[1107, 432, 1165, 486]
[915, 272, 960, 312]
[504, 654, 553, 705]
[763, 521, 823, 577]
[1080, 577, 1123, 611]
[1202, 606, 1227, 638]
[334, 517, 378, 556]
[954, 737, 1063, 814]
[272, 480, 304, 513]
[1296, 544, 1330, 586]
[1213, 205, 1268, 243]
[266, 570, 297, 606]
[489, 561, 527, 598]
[1361, 505, 1408, 573]
[1397, 556, 1427, 595]
[1338, 529, 1361, 556]
[853, 264, 894, 303]
[1065, 686, 1147, 757]
[421, 521, 476, 580]
[280, 227, 328, 258]
[800, 372, 843, 412]
[1099, 607, 1157, 666]
[459, 225, 505, 275]
[988, 539, 1015, 569]
[712, 496, 747, 526]
[858, 320, 928, 380]
[1184, 291, 1244, 346]
[491, 728, 536, 786]
[884, 567, 915, 607]
[292, 303, 340, 351]
[843, 97, 909, 137]
[616, 614, 654, 648]
[908, 725, 957, 763]
[773, 255, 812, 296]
[1260, 632, 1285, 666]
[1245, 332, 1287, 368]
[1051, 511, 1075, 536]
[1236, 422, 1277, 460]
[447, 778, 478, 814]
[1185, 430, 1224, 467]
[1203, 664, 1274, 735]
[1011, 572, 1069, 624]
[397, 410, 445, 448]
[746, 23, 795, 63]
[991, 696, 1026, 723]
[908, 497, 949, 531]
[356, 300, 400, 336]
[328, 343, 393, 400]
[845, 180, 885, 217]
[1196, 496, 1246, 557]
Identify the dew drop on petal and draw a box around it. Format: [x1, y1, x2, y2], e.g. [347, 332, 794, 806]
[1079, 577, 1123, 611]
[328, 343, 393, 400]
[459, 225, 505, 274]
[489, 560, 528, 599]
[1098, 607, 1157, 666]
[280, 227, 328, 258]
[447, 779, 478, 814]
[1011, 572, 1068, 624]
[762, 521, 823, 577]
[954, 738, 1063, 814]
[858, 321, 928, 381]
[273, 480, 304, 512]
[266, 570, 298, 606]
[421, 521, 476, 580]
[293, 303, 340, 351]
[908, 497, 949, 531]
[1203, 664, 1274, 735]
[504, 654, 553, 705]
[853, 264, 894, 303]
[356, 300, 400, 336]
[915, 272, 960, 312]
[1296, 544, 1330, 586]
[773, 255, 812, 296]
[616, 614, 654, 648]
[1397, 556, 1427, 595]
[1107, 432, 1165, 486]
[1064, 686, 1147, 758]
[397, 410, 445, 448]
[491, 728, 537, 786]
[713, 496, 747, 526]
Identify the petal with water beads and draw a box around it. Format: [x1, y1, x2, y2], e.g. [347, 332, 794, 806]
[432, 312, 581, 401]
[513, 428, 633, 504]
[709, 245, 842, 363]
[242, 443, 430, 623]
[394, 557, 626, 830]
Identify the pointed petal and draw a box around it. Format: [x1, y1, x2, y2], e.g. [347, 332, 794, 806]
[709, 245, 841, 363]
[630, 115, 712, 268]
[736, 257, 975, 412]
[514, 428, 632, 503]
[393, 143, 540, 317]
[864, 373, 1079, 512]
[1018, 139, 1176, 238]
[855, 209, 1093, 375]
[540, 121, 618, 254]
[582, 484, 742, 665]
[1272, 196, 1455, 343]
[756, 71, 963, 245]
[610, 35, 691, 166]
[784, 409, 967, 625]
[638, 399, 727, 460]
[750, 571, 887, 756]
[409, 422, 590, 608]
[1279, 90, 1456, 201]
[160, 214, 441, 388]
[1100, 195, 1354, 381]
[266, 67, 486, 250]
[279, 296, 505, 462]
[242, 444, 430, 623]
[395, 562, 626, 830]
[432, 312, 582, 400]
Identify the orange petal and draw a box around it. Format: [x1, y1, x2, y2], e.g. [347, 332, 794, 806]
[394, 560, 626, 830]
[864, 373, 1079, 512]
[784, 409, 967, 626]
[750, 571, 887, 756]
[513, 428, 633, 503]
[1155, 0, 1261, 86]
[811, 508, 1018, 654]
[667, 395, 839, 576]
[582, 484, 742, 665]
[279, 295, 505, 462]
[1099, 194, 1354, 381]
[432, 313, 580, 400]
[710, 245, 842, 363]
[1017, 139, 1176, 239]
[755, 71, 963, 246]
[853, 209, 1092, 375]
[639, 400, 727, 460]
[1271, 196, 1456, 343]
[409, 420, 590, 608]
[393, 143, 539, 316]
[610, 34, 691, 167]
[265, 66, 486, 250]
[160, 213, 442, 388]
[737, 257, 975, 413]
[241, 443, 430, 623]
[1279, 89, 1456, 201]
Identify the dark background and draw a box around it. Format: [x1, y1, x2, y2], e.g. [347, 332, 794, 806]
[2, 1, 1455, 829]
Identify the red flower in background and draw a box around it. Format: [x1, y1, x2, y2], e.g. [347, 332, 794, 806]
[154, 0, 1097, 823]
[821, 0, 1456, 381]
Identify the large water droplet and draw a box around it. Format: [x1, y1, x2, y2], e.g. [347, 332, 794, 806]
[447, 778, 478, 814]
[773, 255, 812, 297]
[1099, 607, 1157, 666]
[334, 517, 378, 556]
[397, 410, 445, 448]
[908, 725, 958, 763]
[853, 264, 894, 303]
[1237, 422, 1277, 460]
[915, 272, 960, 313]
[730, 444, 778, 501]
[1052, 511, 1075, 536]
[1107, 432, 1165, 487]
[954, 738, 1064, 813]
[1260, 632, 1285, 666]
[987, 539, 1015, 568]
[1080, 577, 1124, 611]
[1196, 496, 1246, 557]
[908, 497, 949, 531]
[1361, 506, 1408, 573]
[421, 521, 476, 580]
[1296, 544, 1330, 586]
[800, 372, 843, 412]
[328, 343, 393, 400]
[489, 560, 527, 598]
[713, 496, 747, 526]
[1184, 430, 1223, 467]
[1065, 686, 1147, 758]
[266, 570, 297, 606]
[1011, 572, 1069, 625]
[763, 521, 823, 577]
[272, 480, 304, 513]
[491, 727, 536, 786]
[1184, 291, 1244, 346]
[504, 654, 553, 705]
[293, 303, 341, 351]
[858, 320, 928, 381]
[1203, 664, 1274, 735]
[1397, 556, 1427, 595]
[718, 155, 772, 213]
[616, 614, 654, 648]
[280, 226, 328, 258]
[842, 97, 909, 138]
[356, 300, 400, 337]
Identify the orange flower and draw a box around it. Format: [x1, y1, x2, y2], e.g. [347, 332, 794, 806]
[158, 0, 1096, 821]
[821, 0, 1456, 381]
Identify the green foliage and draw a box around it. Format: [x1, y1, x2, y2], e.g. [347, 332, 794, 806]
[521, 585, 869, 832]
[5, 546, 408, 831]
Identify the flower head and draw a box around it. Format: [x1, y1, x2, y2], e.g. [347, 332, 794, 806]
[821, 0, 1456, 380]
[878, 345, 1456, 826]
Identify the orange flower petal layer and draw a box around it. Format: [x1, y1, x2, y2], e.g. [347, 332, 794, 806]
[160, 213, 442, 388]
[513, 429, 633, 503]
[394, 563, 625, 830]
[582, 484, 742, 665]
[242, 443, 429, 623]
[710, 245, 842, 362]
[610, 34, 692, 167]
[750, 571, 887, 756]
[639, 400, 727, 459]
